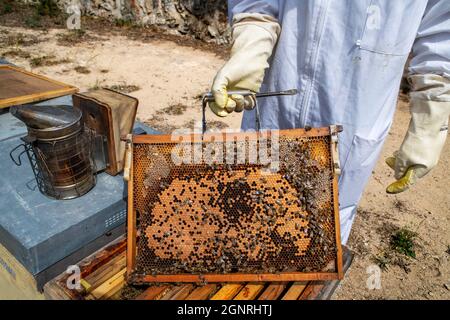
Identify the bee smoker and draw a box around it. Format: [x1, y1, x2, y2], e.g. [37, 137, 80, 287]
[10, 105, 97, 200]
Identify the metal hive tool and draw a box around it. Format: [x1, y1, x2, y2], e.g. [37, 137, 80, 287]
[126, 124, 344, 284]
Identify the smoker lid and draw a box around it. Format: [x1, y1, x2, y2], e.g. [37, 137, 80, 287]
[10, 104, 81, 129]
[11, 104, 83, 141]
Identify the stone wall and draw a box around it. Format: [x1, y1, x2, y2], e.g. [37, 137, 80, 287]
[32, 0, 230, 43]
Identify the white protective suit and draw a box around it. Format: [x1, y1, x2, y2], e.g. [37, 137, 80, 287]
[228, 0, 450, 244]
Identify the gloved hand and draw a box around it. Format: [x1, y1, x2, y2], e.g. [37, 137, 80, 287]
[210, 13, 281, 117]
[386, 74, 449, 194]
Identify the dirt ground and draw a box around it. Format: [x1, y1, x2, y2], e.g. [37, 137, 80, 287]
[334, 96, 450, 300]
[1, 19, 449, 300]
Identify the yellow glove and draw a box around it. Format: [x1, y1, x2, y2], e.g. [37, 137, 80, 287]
[210, 13, 281, 117]
[385, 156, 421, 194]
[386, 75, 449, 194]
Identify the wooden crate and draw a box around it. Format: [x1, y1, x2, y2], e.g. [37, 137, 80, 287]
[44, 236, 353, 300]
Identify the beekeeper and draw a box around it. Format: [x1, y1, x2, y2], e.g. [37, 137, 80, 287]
[209, 0, 450, 244]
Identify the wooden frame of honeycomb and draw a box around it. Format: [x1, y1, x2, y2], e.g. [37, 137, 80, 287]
[127, 126, 343, 283]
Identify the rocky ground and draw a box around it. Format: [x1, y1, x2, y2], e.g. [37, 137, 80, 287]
[1, 8, 449, 300]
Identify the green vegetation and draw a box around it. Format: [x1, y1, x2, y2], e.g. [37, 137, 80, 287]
[36, 0, 60, 17]
[25, 15, 43, 28]
[23, 0, 61, 28]
[0, 0, 13, 15]
[114, 18, 134, 28]
[390, 227, 417, 258]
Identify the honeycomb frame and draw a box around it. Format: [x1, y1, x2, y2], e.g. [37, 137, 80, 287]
[127, 127, 343, 283]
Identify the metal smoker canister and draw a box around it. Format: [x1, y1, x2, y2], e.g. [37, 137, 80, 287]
[10, 105, 96, 200]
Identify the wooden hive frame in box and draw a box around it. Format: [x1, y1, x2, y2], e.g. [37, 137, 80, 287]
[126, 126, 344, 283]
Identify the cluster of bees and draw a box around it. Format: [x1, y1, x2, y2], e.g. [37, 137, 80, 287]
[133, 137, 337, 277]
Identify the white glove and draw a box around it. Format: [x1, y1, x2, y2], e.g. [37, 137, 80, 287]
[210, 13, 281, 117]
[386, 74, 450, 194]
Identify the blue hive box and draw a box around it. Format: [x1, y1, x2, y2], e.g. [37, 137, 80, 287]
[0, 95, 158, 290]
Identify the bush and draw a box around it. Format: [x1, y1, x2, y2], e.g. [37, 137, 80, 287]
[25, 15, 43, 28]
[390, 228, 417, 258]
[0, 0, 13, 15]
[36, 0, 60, 17]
